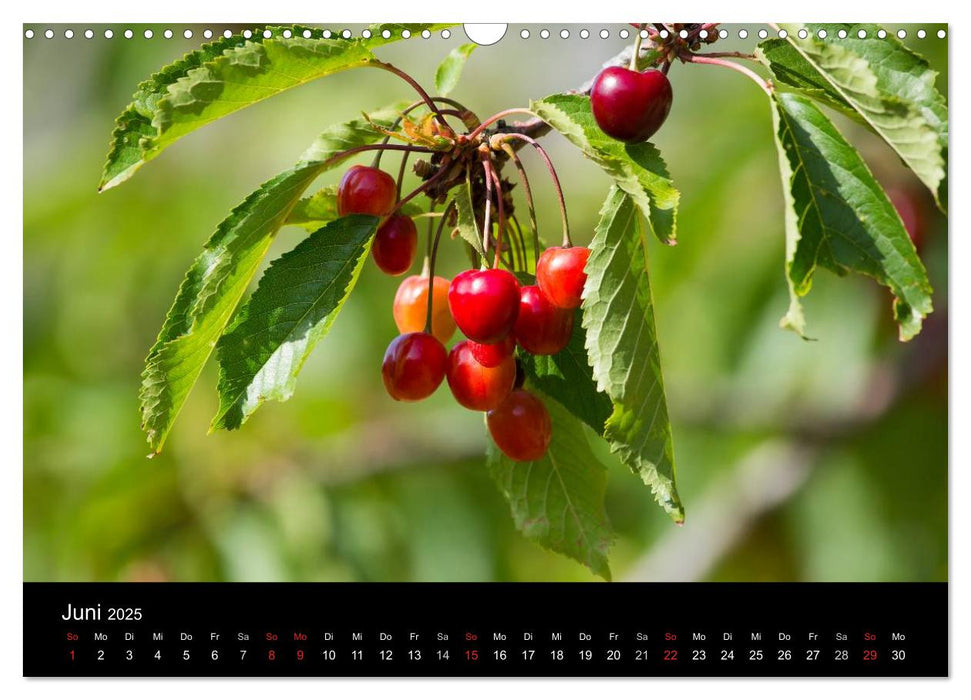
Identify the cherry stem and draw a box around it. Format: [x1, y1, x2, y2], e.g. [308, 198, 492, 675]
[468, 108, 538, 140]
[480, 153, 494, 260]
[496, 133, 571, 247]
[365, 61, 448, 127]
[682, 54, 772, 95]
[500, 143, 540, 271]
[629, 26, 645, 71]
[424, 201, 436, 261]
[395, 149, 411, 200]
[510, 214, 528, 272]
[486, 159, 507, 270]
[693, 50, 757, 60]
[337, 143, 433, 163]
[424, 201, 454, 334]
[389, 155, 453, 217]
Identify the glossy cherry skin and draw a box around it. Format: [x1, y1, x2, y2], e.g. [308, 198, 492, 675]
[487, 389, 553, 462]
[590, 67, 673, 143]
[514, 285, 574, 356]
[447, 268, 521, 344]
[536, 246, 591, 310]
[446, 341, 516, 411]
[372, 215, 417, 275]
[392, 274, 456, 345]
[337, 165, 397, 217]
[381, 332, 447, 401]
[469, 335, 517, 368]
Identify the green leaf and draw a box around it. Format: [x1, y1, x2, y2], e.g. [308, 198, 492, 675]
[756, 39, 862, 121]
[449, 176, 487, 258]
[286, 186, 341, 231]
[434, 43, 477, 96]
[139, 110, 397, 452]
[100, 24, 446, 191]
[212, 215, 378, 430]
[770, 91, 933, 341]
[765, 24, 948, 211]
[486, 391, 614, 579]
[582, 187, 682, 522]
[286, 186, 420, 231]
[531, 93, 679, 245]
[518, 310, 612, 435]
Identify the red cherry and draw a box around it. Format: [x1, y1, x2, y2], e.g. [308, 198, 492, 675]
[337, 165, 397, 217]
[392, 274, 456, 344]
[446, 341, 516, 411]
[381, 332, 446, 401]
[590, 66, 673, 143]
[469, 335, 517, 368]
[447, 268, 521, 344]
[536, 246, 591, 309]
[513, 285, 574, 356]
[888, 185, 929, 253]
[487, 389, 552, 462]
[372, 215, 417, 275]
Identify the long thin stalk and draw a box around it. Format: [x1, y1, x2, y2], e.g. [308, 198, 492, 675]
[486, 160, 507, 270]
[365, 61, 448, 126]
[682, 54, 773, 95]
[424, 201, 454, 334]
[389, 156, 453, 217]
[479, 153, 494, 260]
[468, 108, 538, 140]
[500, 143, 540, 270]
[496, 133, 571, 247]
[509, 213, 528, 273]
[629, 26, 645, 70]
[395, 149, 411, 200]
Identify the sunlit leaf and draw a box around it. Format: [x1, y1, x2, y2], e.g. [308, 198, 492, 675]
[212, 215, 378, 430]
[761, 24, 948, 211]
[582, 187, 682, 522]
[435, 43, 477, 96]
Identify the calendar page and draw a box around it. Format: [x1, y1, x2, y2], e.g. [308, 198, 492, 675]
[22, 21, 949, 678]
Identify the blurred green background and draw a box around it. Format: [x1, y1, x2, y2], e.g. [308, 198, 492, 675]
[24, 24, 948, 582]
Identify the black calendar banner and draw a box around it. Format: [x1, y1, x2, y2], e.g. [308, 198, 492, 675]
[24, 582, 947, 677]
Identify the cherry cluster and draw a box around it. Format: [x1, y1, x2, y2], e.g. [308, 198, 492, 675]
[333, 162, 594, 462]
[322, 23, 692, 460]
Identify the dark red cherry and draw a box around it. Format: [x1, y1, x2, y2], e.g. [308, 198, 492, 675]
[468, 335, 516, 368]
[590, 66, 673, 143]
[487, 389, 552, 462]
[513, 285, 574, 356]
[381, 332, 446, 401]
[337, 165, 397, 217]
[446, 341, 516, 411]
[372, 215, 417, 275]
[536, 246, 591, 309]
[447, 268, 521, 344]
